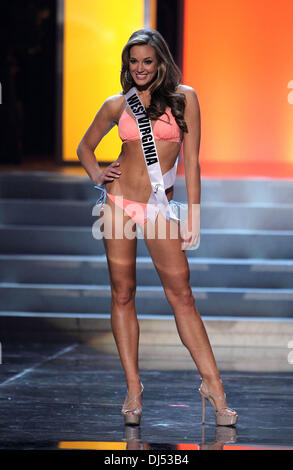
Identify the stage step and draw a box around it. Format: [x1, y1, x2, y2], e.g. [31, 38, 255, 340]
[174, 176, 293, 204]
[0, 315, 292, 370]
[0, 282, 293, 317]
[0, 225, 293, 258]
[0, 171, 292, 321]
[1, 254, 293, 288]
[1, 171, 293, 204]
[1, 199, 293, 230]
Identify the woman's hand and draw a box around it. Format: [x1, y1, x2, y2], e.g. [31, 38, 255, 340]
[180, 203, 200, 250]
[97, 162, 121, 184]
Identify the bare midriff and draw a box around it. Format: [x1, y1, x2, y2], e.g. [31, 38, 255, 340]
[105, 139, 181, 203]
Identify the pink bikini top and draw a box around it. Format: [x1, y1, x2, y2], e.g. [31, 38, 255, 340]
[118, 107, 181, 143]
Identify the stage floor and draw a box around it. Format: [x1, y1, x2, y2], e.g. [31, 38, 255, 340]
[0, 339, 292, 451]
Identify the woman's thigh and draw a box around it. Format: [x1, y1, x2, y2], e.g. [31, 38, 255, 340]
[101, 195, 138, 292]
[141, 212, 191, 293]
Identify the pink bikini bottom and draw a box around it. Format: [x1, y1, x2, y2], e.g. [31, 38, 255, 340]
[107, 193, 148, 226]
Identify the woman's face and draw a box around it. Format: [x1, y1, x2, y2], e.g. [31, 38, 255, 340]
[128, 45, 158, 88]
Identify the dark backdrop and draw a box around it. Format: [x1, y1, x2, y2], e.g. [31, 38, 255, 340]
[156, 0, 183, 70]
[0, 0, 57, 164]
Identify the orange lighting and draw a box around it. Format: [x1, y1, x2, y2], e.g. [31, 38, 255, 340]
[183, 0, 293, 178]
[58, 441, 127, 450]
[176, 443, 200, 450]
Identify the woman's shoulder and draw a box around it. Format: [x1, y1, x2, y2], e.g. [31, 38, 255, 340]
[176, 84, 198, 99]
[176, 84, 200, 110]
[103, 92, 125, 109]
[101, 92, 126, 119]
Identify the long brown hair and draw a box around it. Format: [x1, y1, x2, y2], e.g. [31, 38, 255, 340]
[120, 29, 188, 133]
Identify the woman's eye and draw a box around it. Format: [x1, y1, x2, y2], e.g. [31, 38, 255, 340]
[129, 59, 153, 65]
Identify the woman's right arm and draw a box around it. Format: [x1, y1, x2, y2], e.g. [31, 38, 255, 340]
[76, 95, 122, 185]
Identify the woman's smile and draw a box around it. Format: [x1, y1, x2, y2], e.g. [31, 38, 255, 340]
[135, 73, 148, 80]
[129, 44, 158, 87]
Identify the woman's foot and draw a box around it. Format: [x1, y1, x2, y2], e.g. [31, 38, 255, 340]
[199, 376, 238, 426]
[200, 377, 229, 411]
[121, 381, 144, 425]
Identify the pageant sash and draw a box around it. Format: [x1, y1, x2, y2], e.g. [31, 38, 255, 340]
[124, 87, 172, 224]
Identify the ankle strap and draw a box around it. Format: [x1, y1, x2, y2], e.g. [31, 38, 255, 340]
[123, 383, 144, 412]
[201, 380, 226, 401]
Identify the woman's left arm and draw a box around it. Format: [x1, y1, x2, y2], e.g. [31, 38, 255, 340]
[179, 85, 201, 249]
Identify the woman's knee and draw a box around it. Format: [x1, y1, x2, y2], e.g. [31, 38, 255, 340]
[112, 283, 136, 307]
[165, 284, 195, 309]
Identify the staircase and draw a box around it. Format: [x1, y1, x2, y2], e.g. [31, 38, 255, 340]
[0, 171, 293, 325]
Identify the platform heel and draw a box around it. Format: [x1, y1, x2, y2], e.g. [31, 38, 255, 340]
[121, 383, 144, 426]
[198, 380, 238, 426]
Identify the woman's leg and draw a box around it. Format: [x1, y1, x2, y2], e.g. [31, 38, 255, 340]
[102, 196, 142, 409]
[141, 212, 232, 411]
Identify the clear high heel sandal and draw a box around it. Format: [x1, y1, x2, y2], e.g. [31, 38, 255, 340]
[121, 383, 144, 426]
[198, 380, 238, 426]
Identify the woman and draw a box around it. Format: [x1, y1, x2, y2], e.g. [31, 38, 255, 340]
[77, 29, 238, 427]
